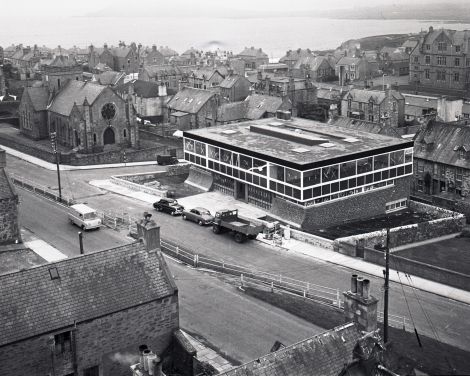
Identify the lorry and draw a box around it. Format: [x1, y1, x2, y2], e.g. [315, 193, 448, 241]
[212, 209, 264, 243]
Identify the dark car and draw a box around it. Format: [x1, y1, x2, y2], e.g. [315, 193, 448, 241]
[182, 207, 214, 226]
[157, 155, 179, 165]
[153, 198, 184, 216]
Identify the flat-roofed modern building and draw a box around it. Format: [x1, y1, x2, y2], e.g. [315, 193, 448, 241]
[183, 114, 414, 230]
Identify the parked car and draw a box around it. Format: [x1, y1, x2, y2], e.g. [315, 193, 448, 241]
[153, 198, 184, 216]
[182, 207, 214, 226]
[157, 155, 179, 165]
[68, 204, 101, 230]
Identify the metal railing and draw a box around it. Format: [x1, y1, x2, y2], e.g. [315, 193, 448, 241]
[10, 173, 74, 206]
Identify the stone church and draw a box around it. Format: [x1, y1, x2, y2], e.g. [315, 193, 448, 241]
[19, 55, 139, 153]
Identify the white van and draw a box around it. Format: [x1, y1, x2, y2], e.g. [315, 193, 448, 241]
[68, 204, 102, 230]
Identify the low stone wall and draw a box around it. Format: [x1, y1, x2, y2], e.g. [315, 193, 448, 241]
[117, 171, 167, 185]
[0, 133, 178, 165]
[334, 200, 466, 255]
[289, 229, 335, 251]
[364, 247, 470, 291]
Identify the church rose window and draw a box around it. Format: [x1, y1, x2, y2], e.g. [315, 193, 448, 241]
[101, 103, 116, 121]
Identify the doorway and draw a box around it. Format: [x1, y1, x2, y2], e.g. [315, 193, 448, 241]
[235, 181, 247, 201]
[103, 127, 115, 145]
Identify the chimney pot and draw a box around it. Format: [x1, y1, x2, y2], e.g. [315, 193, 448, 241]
[351, 274, 358, 293]
[363, 279, 371, 299]
[142, 349, 151, 371]
[357, 276, 364, 297]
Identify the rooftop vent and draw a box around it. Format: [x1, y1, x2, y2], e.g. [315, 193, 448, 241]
[292, 147, 310, 153]
[319, 142, 335, 148]
[222, 129, 238, 135]
[343, 137, 360, 143]
[269, 121, 284, 126]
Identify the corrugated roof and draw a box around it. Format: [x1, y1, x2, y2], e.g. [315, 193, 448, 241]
[167, 87, 216, 114]
[415, 120, 470, 168]
[219, 323, 361, 376]
[0, 242, 176, 347]
[49, 80, 106, 116]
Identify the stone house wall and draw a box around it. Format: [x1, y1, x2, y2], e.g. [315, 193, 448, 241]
[0, 196, 19, 245]
[0, 293, 179, 376]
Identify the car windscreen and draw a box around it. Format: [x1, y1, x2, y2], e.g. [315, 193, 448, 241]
[83, 212, 97, 219]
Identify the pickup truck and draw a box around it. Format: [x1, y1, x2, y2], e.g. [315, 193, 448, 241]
[212, 209, 264, 243]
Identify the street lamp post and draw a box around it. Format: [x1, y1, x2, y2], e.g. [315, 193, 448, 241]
[50, 132, 62, 202]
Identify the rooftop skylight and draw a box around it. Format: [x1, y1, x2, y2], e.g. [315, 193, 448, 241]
[319, 142, 335, 148]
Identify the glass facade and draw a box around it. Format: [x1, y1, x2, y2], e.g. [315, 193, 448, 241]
[184, 137, 413, 206]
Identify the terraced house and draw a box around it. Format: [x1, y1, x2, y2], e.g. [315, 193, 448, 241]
[183, 114, 413, 230]
[409, 27, 470, 93]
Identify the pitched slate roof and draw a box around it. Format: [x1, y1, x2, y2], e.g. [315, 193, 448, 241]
[237, 46, 268, 58]
[24, 86, 49, 111]
[279, 49, 315, 63]
[181, 47, 200, 57]
[424, 29, 470, 53]
[219, 323, 361, 376]
[317, 87, 343, 101]
[49, 55, 78, 67]
[245, 94, 284, 119]
[0, 242, 176, 347]
[168, 87, 215, 114]
[142, 65, 182, 79]
[116, 79, 161, 98]
[330, 117, 401, 138]
[49, 80, 106, 116]
[216, 101, 248, 122]
[158, 46, 179, 57]
[111, 46, 133, 58]
[346, 88, 404, 104]
[336, 56, 361, 66]
[97, 70, 125, 86]
[191, 67, 220, 80]
[0, 165, 17, 200]
[414, 120, 470, 168]
[219, 75, 247, 89]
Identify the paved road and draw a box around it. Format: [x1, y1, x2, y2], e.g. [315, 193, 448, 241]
[8, 154, 470, 352]
[171, 261, 324, 364]
[18, 189, 132, 257]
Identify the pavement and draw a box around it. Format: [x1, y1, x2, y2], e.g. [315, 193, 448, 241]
[4, 145, 470, 306]
[21, 228, 68, 262]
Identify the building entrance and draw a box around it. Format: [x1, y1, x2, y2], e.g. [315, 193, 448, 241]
[235, 181, 247, 201]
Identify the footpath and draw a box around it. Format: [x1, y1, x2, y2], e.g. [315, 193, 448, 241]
[4, 146, 470, 305]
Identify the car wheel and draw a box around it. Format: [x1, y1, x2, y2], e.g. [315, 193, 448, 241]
[81, 225, 85, 230]
[213, 225, 221, 234]
[234, 233, 246, 243]
[198, 220, 204, 226]
[155, 206, 161, 211]
[182, 215, 187, 220]
[170, 211, 175, 216]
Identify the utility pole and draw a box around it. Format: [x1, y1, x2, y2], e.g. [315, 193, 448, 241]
[50, 132, 62, 201]
[384, 227, 390, 343]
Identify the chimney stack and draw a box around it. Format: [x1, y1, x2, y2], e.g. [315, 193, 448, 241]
[136, 212, 161, 251]
[343, 274, 378, 332]
[0, 148, 6, 169]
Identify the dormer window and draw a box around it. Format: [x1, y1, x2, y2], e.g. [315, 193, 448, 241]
[459, 149, 465, 159]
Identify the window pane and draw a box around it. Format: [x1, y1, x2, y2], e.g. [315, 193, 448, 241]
[269, 164, 285, 181]
[390, 150, 404, 166]
[312, 186, 321, 198]
[303, 169, 321, 187]
[253, 159, 267, 176]
[357, 157, 373, 174]
[285, 186, 293, 197]
[331, 182, 339, 193]
[208, 145, 219, 160]
[322, 164, 339, 182]
[285, 168, 301, 186]
[195, 141, 206, 156]
[374, 153, 389, 170]
[232, 153, 239, 167]
[239, 155, 252, 170]
[185, 139, 195, 152]
[405, 148, 413, 163]
[322, 184, 331, 195]
[340, 161, 356, 178]
[220, 149, 232, 164]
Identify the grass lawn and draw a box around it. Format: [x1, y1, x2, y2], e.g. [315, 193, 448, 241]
[395, 237, 470, 275]
[243, 286, 470, 375]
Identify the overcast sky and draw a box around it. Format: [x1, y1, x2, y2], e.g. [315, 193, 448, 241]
[2, 0, 465, 17]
